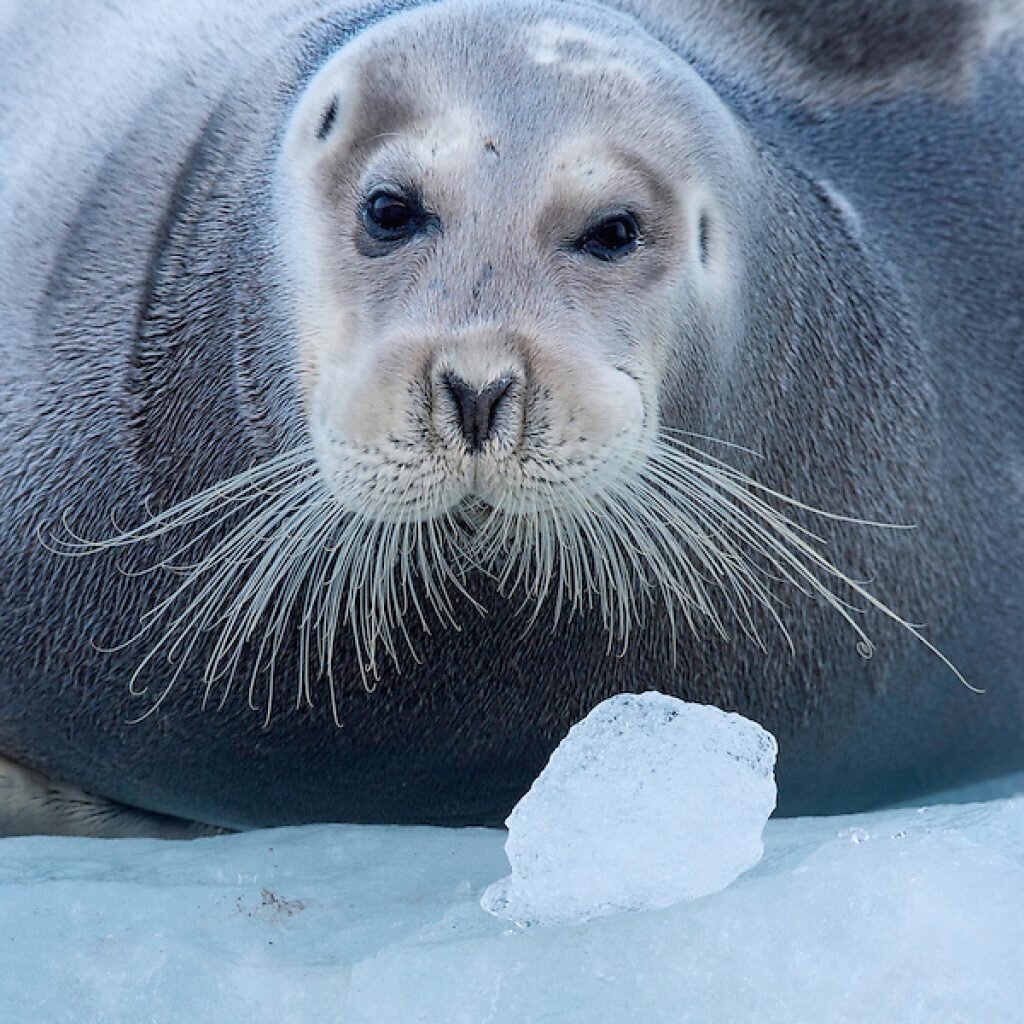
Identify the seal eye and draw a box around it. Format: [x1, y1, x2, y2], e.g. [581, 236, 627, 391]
[579, 213, 640, 261]
[364, 191, 420, 240]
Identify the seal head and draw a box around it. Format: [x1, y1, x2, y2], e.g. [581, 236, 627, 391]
[256, 0, 758, 669]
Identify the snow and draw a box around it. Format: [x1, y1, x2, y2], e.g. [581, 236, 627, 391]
[1, 741, 1023, 1022]
[482, 692, 777, 925]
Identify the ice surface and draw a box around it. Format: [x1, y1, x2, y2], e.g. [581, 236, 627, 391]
[2, 752, 1024, 1023]
[2, 795, 1024, 1022]
[481, 692, 778, 924]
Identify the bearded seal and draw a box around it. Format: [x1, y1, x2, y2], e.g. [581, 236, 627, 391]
[0, 0, 1021, 836]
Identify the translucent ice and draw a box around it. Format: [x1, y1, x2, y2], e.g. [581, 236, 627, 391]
[481, 691, 778, 925]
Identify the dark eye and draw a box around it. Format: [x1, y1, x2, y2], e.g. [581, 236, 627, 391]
[578, 213, 641, 261]
[363, 190, 420, 240]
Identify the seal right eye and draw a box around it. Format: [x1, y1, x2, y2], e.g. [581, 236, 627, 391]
[578, 212, 641, 262]
[364, 191, 420, 241]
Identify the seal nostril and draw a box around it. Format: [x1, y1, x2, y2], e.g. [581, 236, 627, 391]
[443, 374, 478, 449]
[442, 373, 515, 452]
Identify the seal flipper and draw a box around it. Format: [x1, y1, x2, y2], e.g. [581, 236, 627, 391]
[0, 755, 226, 839]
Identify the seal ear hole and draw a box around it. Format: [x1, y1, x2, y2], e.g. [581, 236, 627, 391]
[316, 96, 340, 141]
[697, 211, 711, 266]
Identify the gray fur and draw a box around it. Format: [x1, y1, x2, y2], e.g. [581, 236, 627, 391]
[0, 0, 1022, 835]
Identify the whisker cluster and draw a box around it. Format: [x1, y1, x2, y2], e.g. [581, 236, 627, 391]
[45, 445, 476, 724]
[45, 431, 970, 724]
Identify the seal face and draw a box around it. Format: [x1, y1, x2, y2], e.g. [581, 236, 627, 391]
[260, 1, 753, 674]
[1, 0, 1022, 834]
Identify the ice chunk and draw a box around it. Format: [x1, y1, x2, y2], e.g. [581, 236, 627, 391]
[481, 691, 777, 925]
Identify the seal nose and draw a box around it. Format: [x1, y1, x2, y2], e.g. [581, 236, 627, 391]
[442, 373, 515, 452]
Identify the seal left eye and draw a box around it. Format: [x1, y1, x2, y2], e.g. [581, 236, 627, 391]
[579, 213, 641, 261]
[364, 191, 420, 240]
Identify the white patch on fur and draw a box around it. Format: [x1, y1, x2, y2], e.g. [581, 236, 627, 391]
[285, 51, 360, 161]
[554, 138, 625, 197]
[408, 109, 481, 170]
[526, 19, 649, 84]
[273, 168, 360, 393]
[686, 185, 739, 301]
[275, 57, 365, 391]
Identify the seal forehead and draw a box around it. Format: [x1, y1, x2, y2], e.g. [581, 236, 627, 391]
[551, 137, 670, 197]
[403, 108, 483, 170]
[555, 138, 623, 188]
[525, 18, 655, 86]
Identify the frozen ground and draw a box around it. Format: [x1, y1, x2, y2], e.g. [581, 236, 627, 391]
[1, 744, 1023, 1022]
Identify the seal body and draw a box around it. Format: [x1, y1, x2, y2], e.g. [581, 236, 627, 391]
[0, 0, 1021, 834]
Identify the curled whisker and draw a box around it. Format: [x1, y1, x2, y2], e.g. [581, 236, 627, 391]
[51, 421, 971, 726]
[642, 434, 973, 690]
